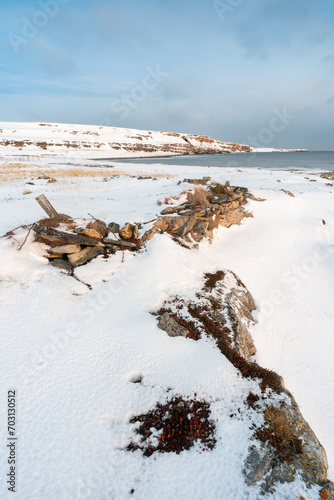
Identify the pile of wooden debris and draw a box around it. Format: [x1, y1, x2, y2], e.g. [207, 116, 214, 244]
[32, 195, 141, 274]
[142, 178, 252, 245]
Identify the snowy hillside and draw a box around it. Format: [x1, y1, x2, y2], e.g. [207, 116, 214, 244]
[0, 122, 306, 161]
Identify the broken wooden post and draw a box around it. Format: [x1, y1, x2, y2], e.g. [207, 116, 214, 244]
[36, 194, 60, 219]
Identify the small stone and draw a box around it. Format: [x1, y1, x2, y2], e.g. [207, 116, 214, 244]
[158, 313, 189, 337]
[108, 222, 120, 234]
[87, 219, 107, 237]
[131, 224, 139, 239]
[119, 223, 132, 239]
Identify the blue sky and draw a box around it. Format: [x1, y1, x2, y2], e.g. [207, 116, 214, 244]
[0, 0, 333, 149]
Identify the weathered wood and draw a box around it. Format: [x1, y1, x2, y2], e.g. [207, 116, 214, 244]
[36, 195, 60, 219]
[103, 237, 138, 248]
[47, 244, 81, 255]
[74, 228, 102, 240]
[68, 247, 103, 267]
[34, 225, 104, 247]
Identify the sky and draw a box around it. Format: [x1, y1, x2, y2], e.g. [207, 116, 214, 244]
[0, 0, 333, 150]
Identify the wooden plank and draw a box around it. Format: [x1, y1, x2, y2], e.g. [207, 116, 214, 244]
[34, 225, 104, 247]
[36, 194, 60, 219]
[103, 237, 138, 248]
[68, 247, 103, 267]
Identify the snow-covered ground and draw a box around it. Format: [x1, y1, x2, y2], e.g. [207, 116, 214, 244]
[0, 122, 305, 161]
[0, 158, 333, 499]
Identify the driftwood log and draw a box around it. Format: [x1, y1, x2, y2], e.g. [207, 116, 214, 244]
[36, 195, 60, 219]
[34, 225, 104, 247]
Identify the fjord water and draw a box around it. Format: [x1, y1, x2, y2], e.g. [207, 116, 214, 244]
[114, 151, 334, 171]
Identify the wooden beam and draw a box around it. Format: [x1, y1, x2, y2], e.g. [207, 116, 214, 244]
[35, 194, 60, 219]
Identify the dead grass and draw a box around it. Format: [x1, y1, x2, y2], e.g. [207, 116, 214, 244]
[256, 406, 303, 462]
[0, 163, 172, 185]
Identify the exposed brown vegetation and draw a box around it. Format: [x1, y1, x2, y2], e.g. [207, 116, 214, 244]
[256, 406, 303, 463]
[126, 396, 216, 456]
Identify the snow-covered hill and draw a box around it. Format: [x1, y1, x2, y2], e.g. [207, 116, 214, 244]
[0, 122, 306, 160]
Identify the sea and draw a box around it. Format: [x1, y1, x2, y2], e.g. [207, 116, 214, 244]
[112, 151, 334, 171]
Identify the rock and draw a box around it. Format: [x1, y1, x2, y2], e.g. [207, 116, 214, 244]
[225, 285, 257, 361]
[154, 219, 169, 231]
[108, 222, 120, 234]
[157, 313, 189, 337]
[48, 244, 81, 255]
[245, 395, 332, 493]
[280, 189, 295, 197]
[119, 223, 132, 239]
[244, 443, 275, 486]
[68, 247, 104, 267]
[50, 259, 74, 275]
[319, 482, 334, 500]
[87, 219, 107, 237]
[131, 224, 139, 239]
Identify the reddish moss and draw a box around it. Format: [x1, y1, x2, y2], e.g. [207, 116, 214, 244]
[246, 392, 260, 409]
[230, 270, 246, 289]
[187, 300, 282, 394]
[127, 396, 216, 456]
[203, 271, 226, 290]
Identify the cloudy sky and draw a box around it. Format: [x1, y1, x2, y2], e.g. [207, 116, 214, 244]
[0, 0, 333, 150]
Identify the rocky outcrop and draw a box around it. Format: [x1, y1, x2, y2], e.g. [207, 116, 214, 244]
[244, 393, 330, 494]
[0, 122, 253, 159]
[158, 313, 189, 337]
[155, 270, 334, 497]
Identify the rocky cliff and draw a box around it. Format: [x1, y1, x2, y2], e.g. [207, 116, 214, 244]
[0, 122, 256, 160]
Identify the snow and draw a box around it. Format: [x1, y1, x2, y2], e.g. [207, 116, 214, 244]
[0, 122, 298, 161]
[0, 155, 333, 499]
